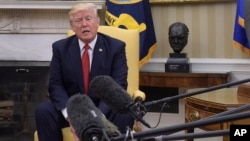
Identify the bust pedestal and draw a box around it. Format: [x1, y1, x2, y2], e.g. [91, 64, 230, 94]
[165, 53, 191, 73]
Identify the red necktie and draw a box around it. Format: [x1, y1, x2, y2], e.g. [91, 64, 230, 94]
[82, 44, 90, 94]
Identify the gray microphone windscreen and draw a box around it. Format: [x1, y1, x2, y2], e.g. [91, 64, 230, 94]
[66, 94, 105, 139]
[90, 75, 133, 114]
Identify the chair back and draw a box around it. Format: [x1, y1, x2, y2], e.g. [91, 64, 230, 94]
[97, 26, 140, 97]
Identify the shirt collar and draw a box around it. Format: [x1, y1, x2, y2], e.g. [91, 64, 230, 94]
[78, 34, 97, 50]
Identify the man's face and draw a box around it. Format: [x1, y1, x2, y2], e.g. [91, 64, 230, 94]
[169, 26, 188, 53]
[70, 9, 99, 43]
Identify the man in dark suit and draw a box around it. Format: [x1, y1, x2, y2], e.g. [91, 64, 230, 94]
[35, 3, 134, 141]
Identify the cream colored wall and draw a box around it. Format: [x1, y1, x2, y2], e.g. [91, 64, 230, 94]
[150, 1, 250, 59]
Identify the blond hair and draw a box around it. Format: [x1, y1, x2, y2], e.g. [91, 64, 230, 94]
[69, 3, 98, 22]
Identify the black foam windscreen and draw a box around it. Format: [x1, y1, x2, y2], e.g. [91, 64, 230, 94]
[90, 75, 133, 114]
[66, 94, 105, 140]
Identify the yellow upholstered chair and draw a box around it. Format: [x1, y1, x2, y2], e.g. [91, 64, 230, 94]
[34, 25, 146, 141]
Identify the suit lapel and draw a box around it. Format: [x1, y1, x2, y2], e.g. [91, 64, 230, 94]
[68, 36, 84, 93]
[91, 34, 105, 79]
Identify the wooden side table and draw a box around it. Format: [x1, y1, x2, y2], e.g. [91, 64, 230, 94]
[139, 72, 228, 113]
[185, 88, 250, 141]
[139, 72, 228, 88]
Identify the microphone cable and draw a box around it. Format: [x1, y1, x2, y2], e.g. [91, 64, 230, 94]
[147, 102, 169, 129]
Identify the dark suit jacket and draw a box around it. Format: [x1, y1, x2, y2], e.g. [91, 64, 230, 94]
[48, 32, 128, 114]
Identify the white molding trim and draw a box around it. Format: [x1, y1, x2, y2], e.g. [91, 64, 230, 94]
[0, 1, 105, 62]
[0, 1, 104, 34]
[0, 1, 104, 10]
[141, 58, 250, 73]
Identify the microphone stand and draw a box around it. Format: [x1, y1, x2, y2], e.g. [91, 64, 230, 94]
[140, 104, 250, 141]
[141, 129, 229, 141]
[142, 105, 250, 141]
[202, 104, 250, 120]
[143, 78, 250, 107]
[110, 107, 250, 141]
[134, 78, 250, 130]
[112, 78, 250, 140]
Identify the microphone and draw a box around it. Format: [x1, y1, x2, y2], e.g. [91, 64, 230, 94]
[90, 75, 151, 128]
[101, 115, 121, 138]
[66, 94, 120, 141]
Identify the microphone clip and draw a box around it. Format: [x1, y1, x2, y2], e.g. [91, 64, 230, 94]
[128, 101, 151, 128]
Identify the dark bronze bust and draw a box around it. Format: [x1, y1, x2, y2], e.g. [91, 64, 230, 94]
[168, 22, 189, 53]
[165, 22, 190, 73]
